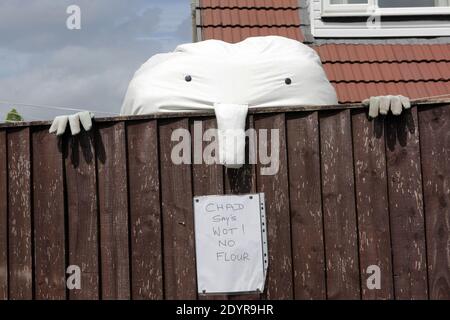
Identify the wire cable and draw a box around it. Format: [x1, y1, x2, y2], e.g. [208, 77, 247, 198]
[0, 100, 119, 115]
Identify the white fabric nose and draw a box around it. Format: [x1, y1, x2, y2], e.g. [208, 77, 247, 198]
[214, 103, 249, 169]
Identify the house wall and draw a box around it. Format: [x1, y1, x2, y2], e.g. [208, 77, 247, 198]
[0, 102, 449, 300]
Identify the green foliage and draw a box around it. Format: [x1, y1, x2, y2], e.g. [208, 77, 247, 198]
[5, 108, 23, 122]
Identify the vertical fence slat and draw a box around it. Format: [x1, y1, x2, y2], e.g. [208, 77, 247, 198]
[287, 112, 326, 300]
[96, 123, 130, 300]
[418, 104, 450, 300]
[385, 108, 428, 300]
[127, 121, 163, 300]
[65, 131, 99, 300]
[159, 118, 197, 300]
[255, 113, 293, 300]
[352, 111, 394, 300]
[191, 118, 224, 196]
[0, 130, 7, 300]
[224, 115, 260, 301]
[32, 128, 66, 300]
[191, 118, 228, 300]
[7, 128, 33, 299]
[320, 110, 360, 300]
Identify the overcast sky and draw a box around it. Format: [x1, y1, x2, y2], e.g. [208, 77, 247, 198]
[0, 0, 191, 121]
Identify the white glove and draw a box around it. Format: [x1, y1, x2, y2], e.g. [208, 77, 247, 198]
[49, 111, 94, 136]
[363, 95, 411, 118]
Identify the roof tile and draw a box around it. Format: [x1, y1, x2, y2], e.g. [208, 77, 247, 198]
[201, 9, 300, 27]
[200, 0, 298, 9]
[316, 44, 450, 63]
[325, 61, 450, 83]
[334, 82, 450, 103]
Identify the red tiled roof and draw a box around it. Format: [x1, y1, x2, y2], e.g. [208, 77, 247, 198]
[316, 44, 450, 103]
[197, 0, 450, 103]
[315, 44, 450, 63]
[199, 0, 304, 43]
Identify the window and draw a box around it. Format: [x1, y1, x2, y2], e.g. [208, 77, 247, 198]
[322, 0, 450, 17]
[312, 0, 450, 38]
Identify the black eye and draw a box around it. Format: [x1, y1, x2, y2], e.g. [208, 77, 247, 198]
[185, 75, 192, 82]
[285, 78, 292, 85]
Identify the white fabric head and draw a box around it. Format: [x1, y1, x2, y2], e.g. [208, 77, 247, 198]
[121, 36, 338, 115]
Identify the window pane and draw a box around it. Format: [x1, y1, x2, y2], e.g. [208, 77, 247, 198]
[378, 0, 443, 7]
[330, 0, 368, 4]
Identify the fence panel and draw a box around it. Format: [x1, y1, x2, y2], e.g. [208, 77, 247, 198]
[65, 131, 100, 300]
[127, 120, 164, 300]
[159, 119, 197, 300]
[225, 115, 261, 301]
[351, 111, 394, 300]
[319, 110, 360, 300]
[0, 103, 449, 300]
[385, 108, 428, 300]
[32, 128, 66, 300]
[190, 117, 228, 300]
[96, 122, 130, 300]
[7, 128, 33, 300]
[0, 130, 7, 300]
[255, 113, 293, 300]
[286, 112, 326, 300]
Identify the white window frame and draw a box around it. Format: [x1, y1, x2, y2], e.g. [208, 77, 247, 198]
[311, 0, 450, 37]
[322, 0, 450, 17]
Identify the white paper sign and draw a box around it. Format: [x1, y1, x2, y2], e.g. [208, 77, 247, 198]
[194, 193, 267, 295]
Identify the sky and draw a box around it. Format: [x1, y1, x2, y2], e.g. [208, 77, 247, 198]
[0, 0, 192, 121]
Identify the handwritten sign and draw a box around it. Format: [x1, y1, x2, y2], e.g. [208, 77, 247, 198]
[194, 193, 267, 294]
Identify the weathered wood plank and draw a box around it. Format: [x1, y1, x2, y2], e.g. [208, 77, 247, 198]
[351, 111, 394, 300]
[255, 113, 293, 300]
[0, 130, 7, 300]
[7, 128, 33, 300]
[32, 128, 66, 300]
[191, 118, 229, 301]
[385, 108, 428, 300]
[286, 112, 326, 300]
[159, 118, 197, 300]
[96, 123, 130, 300]
[223, 115, 260, 301]
[191, 118, 224, 197]
[320, 110, 360, 300]
[418, 104, 450, 300]
[65, 131, 99, 300]
[127, 121, 163, 300]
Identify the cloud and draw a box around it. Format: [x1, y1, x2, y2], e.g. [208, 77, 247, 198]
[0, 0, 192, 121]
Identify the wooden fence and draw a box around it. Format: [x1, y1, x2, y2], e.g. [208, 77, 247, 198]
[0, 101, 449, 300]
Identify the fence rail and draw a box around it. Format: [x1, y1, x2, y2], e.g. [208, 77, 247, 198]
[0, 102, 449, 300]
